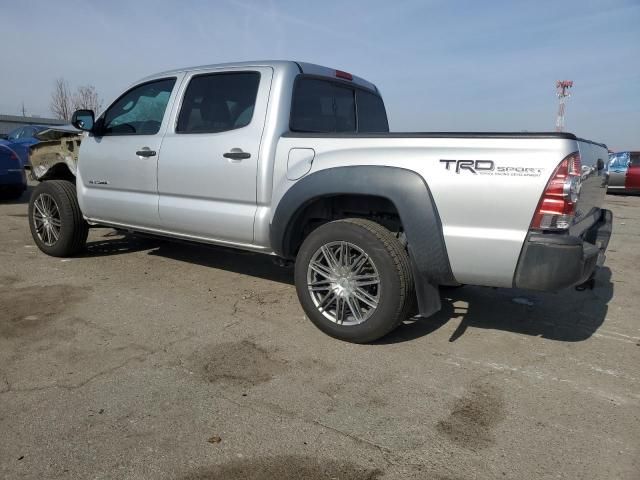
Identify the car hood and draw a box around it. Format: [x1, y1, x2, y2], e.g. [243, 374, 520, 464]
[34, 125, 82, 141]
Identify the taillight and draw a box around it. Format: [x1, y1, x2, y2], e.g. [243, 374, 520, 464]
[0, 146, 19, 164]
[530, 152, 581, 230]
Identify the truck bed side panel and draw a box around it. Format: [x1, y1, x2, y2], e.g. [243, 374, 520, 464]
[271, 136, 578, 288]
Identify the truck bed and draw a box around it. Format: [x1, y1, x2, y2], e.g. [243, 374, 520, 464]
[273, 132, 608, 287]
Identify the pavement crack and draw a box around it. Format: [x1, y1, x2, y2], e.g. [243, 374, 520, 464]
[309, 418, 398, 467]
[223, 299, 245, 329]
[0, 335, 196, 395]
[206, 389, 403, 468]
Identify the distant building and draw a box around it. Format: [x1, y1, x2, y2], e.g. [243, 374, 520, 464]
[0, 114, 66, 135]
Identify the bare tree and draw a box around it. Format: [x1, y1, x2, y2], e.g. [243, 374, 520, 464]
[50, 79, 103, 121]
[50, 78, 73, 120]
[73, 85, 102, 113]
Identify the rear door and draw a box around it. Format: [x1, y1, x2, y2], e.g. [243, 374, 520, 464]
[78, 76, 181, 228]
[157, 67, 273, 244]
[625, 152, 640, 191]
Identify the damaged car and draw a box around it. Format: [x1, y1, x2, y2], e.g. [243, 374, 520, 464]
[27, 126, 83, 182]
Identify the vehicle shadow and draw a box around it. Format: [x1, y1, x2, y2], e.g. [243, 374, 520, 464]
[80, 231, 613, 343]
[380, 267, 613, 344]
[81, 230, 165, 257]
[147, 240, 295, 285]
[81, 231, 295, 285]
[0, 185, 33, 205]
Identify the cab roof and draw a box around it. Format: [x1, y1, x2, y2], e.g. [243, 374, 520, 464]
[139, 60, 378, 93]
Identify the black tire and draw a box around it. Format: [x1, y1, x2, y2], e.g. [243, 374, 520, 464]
[294, 218, 415, 343]
[28, 180, 88, 257]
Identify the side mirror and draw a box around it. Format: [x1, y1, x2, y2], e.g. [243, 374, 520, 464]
[71, 109, 95, 132]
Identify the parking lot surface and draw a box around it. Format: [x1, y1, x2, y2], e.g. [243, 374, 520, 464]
[1, 188, 639, 479]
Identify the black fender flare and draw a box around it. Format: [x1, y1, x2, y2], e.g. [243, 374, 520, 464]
[270, 166, 457, 317]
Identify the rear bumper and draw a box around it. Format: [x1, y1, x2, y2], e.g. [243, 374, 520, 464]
[513, 209, 612, 291]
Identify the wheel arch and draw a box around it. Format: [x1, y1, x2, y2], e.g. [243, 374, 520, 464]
[277, 193, 402, 258]
[270, 166, 457, 316]
[34, 163, 76, 182]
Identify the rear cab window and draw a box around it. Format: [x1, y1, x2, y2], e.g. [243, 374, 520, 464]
[356, 89, 389, 132]
[290, 76, 388, 133]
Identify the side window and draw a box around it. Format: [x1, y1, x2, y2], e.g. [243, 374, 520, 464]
[290, 78, 356, 133]
[176, 72, 261, 134]
[609, 153, 629, 169]
[630, 153, 640, 167]
[7, 127, 23, 141]
[356, 90, 389, 133]
[101, 78, 176, 136]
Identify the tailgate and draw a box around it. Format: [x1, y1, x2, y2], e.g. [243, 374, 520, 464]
[571, 139, 609, 236]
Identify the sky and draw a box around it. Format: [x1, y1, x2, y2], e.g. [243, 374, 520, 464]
[1, 0, 638, 149]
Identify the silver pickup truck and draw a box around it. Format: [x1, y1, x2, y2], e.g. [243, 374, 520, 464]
[27, 60, 612, 342]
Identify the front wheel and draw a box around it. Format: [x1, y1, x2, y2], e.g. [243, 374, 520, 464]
[28, 180, 88, 257]
[294, 218, 414, 343]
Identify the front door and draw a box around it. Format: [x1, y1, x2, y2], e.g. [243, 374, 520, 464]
[78, 77, 181, 228]
[157, 67, 273, 244]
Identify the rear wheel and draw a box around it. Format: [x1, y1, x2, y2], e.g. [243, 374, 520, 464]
[28, 180, 88, 257]
[294, 218, 414, 343]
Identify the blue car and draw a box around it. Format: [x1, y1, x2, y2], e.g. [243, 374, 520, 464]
[0, 144, 27, 199]
[0, 124, 48, 168]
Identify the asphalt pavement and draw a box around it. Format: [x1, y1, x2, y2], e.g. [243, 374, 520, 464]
[1, 187, 638, 479]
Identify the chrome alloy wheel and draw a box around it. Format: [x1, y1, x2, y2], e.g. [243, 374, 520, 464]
[32, 193, 61, 246]
[306, 241, 380, 325]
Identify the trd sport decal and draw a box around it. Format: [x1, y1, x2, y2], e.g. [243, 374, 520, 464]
[440, 159, 543, 177]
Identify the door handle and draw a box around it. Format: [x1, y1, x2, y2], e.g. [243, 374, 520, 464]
[136, 148, 156, 157]
[223, 149, 251, 160]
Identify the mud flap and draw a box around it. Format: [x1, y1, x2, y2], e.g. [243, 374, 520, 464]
[411, 261, 441, 318]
